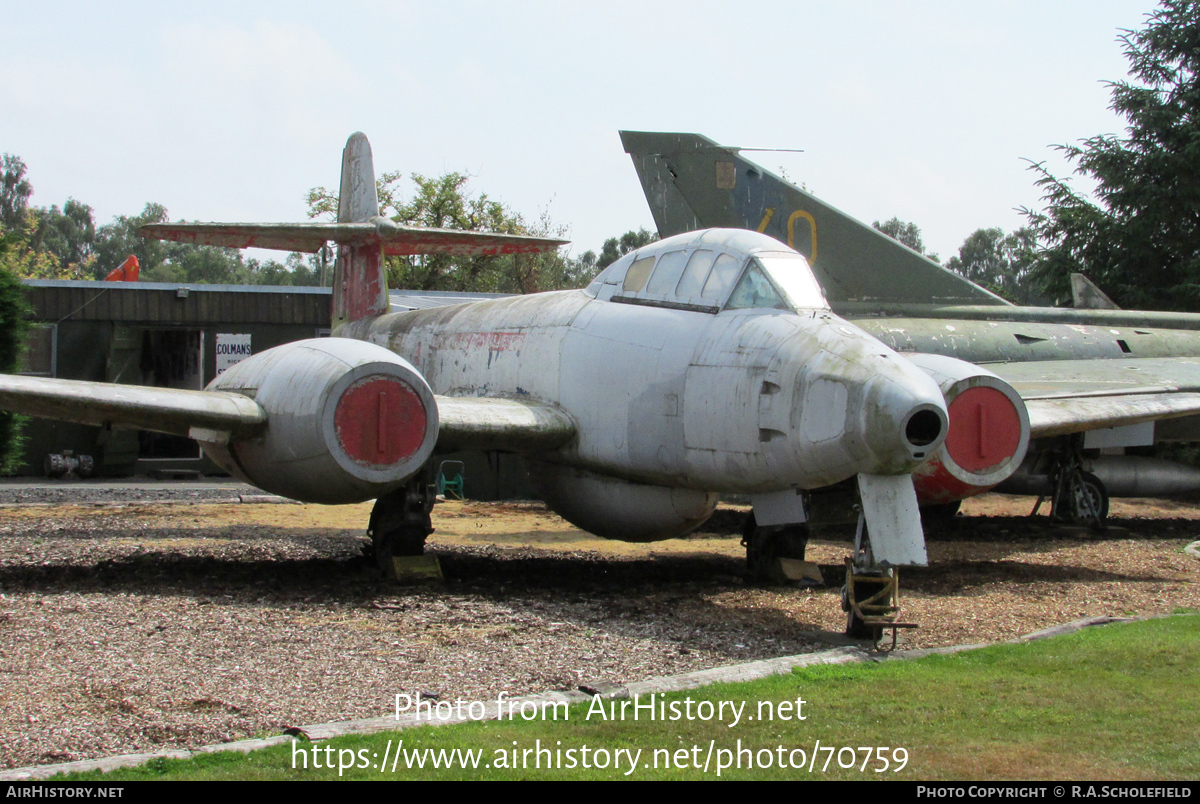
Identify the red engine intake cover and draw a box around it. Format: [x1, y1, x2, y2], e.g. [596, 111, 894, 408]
[907, 355, 1030, 505]
[335, 376, 428, 467]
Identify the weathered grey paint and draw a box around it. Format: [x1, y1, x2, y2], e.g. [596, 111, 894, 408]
[346, 231, 949, 497]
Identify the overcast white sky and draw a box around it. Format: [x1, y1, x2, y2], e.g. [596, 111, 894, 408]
[0, 1, 1158, 264]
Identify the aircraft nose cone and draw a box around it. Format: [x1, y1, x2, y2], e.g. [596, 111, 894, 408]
[861, 365, 949, 474]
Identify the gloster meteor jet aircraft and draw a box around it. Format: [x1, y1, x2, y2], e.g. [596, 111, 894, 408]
[3, 132, 1199, 637]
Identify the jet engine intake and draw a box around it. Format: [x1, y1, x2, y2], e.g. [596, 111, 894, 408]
[905, 354, 1030, 504]
[201, 338, 439, 504]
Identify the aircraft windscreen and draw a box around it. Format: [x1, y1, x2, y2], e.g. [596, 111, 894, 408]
[754, 253, 829, 310]
[725, 262, 790, 311]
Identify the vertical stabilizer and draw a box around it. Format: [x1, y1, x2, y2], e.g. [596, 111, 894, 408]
[619, 131, 1009, 308]
[332, 132, 389, 328]
[1071, 273, 1121, 309]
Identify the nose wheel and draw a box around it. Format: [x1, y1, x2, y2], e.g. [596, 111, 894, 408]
[842, 512, 919, 648]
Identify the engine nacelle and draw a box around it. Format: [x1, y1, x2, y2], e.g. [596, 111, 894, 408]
[905, 354, 1030, 505]
[525, 459, 718, 542]
[202, 338, 439, 504]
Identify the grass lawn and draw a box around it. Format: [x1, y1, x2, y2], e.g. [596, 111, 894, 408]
[61, 614, 1200, 781]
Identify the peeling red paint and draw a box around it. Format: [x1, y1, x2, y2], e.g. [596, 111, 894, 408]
[445, 331, 526, 350]
[913, 458, 993, 503]
[335, 376, 426, 467]
[334, 244, 387, 325]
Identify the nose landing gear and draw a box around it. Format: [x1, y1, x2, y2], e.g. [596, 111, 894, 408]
[841, 491, 920, 648]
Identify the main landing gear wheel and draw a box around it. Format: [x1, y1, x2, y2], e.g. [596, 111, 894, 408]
[742, 512, 810, 585]
[1052, 469, 1109, 528]
[368, 477, 436, 577]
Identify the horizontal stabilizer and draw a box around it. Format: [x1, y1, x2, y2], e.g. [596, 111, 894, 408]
[0, 374, 266, 441]
[140, 220, 568, 256]
[436, 396, 575, 453]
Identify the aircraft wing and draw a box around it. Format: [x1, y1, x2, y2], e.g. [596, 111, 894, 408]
[0, 374, 267, 442]
[0, 374, 574, 453]
[435, 396, 575, 452]
[989, 357, 1200, 437]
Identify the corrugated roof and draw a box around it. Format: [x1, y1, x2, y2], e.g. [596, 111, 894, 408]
[22, 280, 516, 324]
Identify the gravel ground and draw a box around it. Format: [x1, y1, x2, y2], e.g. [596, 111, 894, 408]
[0, 480, 266, 505]
[0, 487, 1197, 770]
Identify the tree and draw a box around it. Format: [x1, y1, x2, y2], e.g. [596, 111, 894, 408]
[30, 198, 96, 277]
[1, 154, 32, 234]
[0, 236, 29, 473]
[945, 227, 1045, 305]
[596, 228, 657, 269]
[1024, 1, 1200, 310]
[873, 217, 924, 252]
[872, 217, 938, 262]
[308, 170, 581, 293]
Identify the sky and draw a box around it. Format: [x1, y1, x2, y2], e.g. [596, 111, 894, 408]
[0, 1, 1160, 265]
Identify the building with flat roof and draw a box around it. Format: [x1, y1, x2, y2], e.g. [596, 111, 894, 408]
[17, 280, 528, 498]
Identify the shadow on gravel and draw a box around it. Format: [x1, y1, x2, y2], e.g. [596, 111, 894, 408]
[0, 544, 835, 653]
[922, 515, 1200, 543]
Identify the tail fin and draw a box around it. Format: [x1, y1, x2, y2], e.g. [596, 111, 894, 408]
[332, 132, 388, 327]
[104, 255, 140, 282]
[619, 131, 1007, 308]
[1070, 273, 1120, 309]
[138, 133, 568, 328]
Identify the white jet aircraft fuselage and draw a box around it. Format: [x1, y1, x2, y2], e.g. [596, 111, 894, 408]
[342, 228, 950, 542]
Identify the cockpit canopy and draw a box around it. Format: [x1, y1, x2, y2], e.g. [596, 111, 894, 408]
[584, 228, 828, 313]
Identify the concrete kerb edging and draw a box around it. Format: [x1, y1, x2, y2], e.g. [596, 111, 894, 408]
[0, 496, 296, 509]
[1, 614, 1166, 781]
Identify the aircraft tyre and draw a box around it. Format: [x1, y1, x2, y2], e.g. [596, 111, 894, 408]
[1052, 469, 1109, 526]
[368, 481, 435, 576]
[742, 513, 809, 584]
[1076, 471, 1109, 523]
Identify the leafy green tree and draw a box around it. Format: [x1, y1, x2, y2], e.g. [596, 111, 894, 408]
[1, 154, 32, 234]
[1024, 1, 1200, 310]
[30, 198, 96, 277]
[0, 236, 29, 473]
[308, 170, 579, 293]
[0, 216, 63, 279]
[92, 203, 171, 279]
[94, 203, 255, 285]
[945, 227, 1045, 305]
[596, 228, 657, 269]
[872, 217, 927, 255]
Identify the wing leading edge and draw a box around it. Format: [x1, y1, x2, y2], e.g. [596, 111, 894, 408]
[989, 356, 1200, 438]
[0, 374, 575, 454]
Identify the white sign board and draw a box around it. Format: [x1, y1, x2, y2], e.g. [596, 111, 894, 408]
[215, 333, 252, 375]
